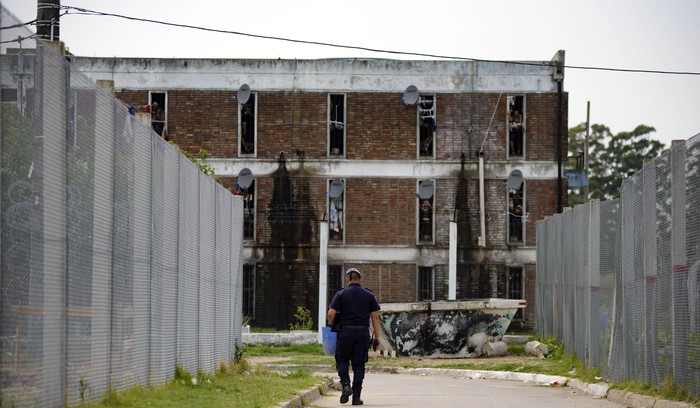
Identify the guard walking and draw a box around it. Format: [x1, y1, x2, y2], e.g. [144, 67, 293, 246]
[327, 268, 381, 405]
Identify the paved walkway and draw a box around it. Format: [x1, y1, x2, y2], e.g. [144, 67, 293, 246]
[311, 372, 624, 408]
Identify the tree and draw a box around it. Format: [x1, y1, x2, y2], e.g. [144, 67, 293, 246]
[568, 123, 665, 203]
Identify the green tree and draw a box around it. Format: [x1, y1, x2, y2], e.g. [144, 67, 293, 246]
[568, 123, 665, 203]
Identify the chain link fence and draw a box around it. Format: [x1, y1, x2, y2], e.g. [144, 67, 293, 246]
[536, 135, 700, 398]
[0, 8, 244, 407]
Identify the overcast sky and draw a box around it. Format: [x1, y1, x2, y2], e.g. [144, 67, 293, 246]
[3, 0, 700, 148]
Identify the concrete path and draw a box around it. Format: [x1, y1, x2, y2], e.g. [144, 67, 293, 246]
[310, 372, 625, 408]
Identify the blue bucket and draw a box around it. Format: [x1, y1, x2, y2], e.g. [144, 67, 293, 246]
[322, 326, 337, 355]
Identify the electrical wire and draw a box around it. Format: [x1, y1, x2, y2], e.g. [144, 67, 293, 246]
[54, 5, 700, 76]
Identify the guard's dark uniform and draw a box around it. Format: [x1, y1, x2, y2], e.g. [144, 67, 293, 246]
[328, 282, 380, 397]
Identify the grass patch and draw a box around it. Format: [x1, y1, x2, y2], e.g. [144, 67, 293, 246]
[610, 378, 699, 406]
[243, 343, 324, 356]
[90, 358, 321, 408]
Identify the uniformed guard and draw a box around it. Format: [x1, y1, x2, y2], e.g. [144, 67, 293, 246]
[327, 268, 381, 405]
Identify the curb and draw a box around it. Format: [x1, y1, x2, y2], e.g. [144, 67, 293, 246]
[267, 363, 697, 408]
[278, 379, 336, 408]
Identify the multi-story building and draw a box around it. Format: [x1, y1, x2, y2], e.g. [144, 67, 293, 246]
[72, 52, 568, 328]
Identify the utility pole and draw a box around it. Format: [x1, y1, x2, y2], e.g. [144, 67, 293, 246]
[37, 1, 61, 41]
[584, 101, 590, 201]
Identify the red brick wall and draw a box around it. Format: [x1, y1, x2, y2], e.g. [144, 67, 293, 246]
[344, 263, 417, 303]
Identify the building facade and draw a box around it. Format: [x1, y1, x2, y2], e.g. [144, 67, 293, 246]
[73, 53, 568, 328]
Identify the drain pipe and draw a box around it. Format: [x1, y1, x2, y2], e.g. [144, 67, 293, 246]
[478, 148, 486, 247]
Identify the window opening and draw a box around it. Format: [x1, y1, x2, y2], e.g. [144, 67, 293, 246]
[236, 178, 255, 240]
[508, 182, 525, 244]
[240, 93, 256, 155]
[508, 266, 524, 319]
[507, 95, 524, 157]
[328, 180, 345, 242]
[418, 95, 435, 157]
[0, 88, 18, 103]
[242, 264, 256, 319]
[418, 266, 434, 300]
[418, 180, 434, 243]
[327, 265, 343, 308]
[329, 94, 345, 156]
[149, 91, 167, 140]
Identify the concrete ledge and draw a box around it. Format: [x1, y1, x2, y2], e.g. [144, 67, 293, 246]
[278, 380, 333, 408]
[607, 390, 696, 408]
[243, 331, 317, 346]
[397, 367, 568, 386]
[567, 378, 609, 398]
[502, 335, 533, 344]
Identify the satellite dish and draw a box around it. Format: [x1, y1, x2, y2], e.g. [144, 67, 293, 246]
[238, 84, 251, 105]
[238, 168, 253, 189]
[505, 169, 523, 190]
[402, 85, 419, 105]
[418, 180, 434, 199]
[329, 179, 344, 198]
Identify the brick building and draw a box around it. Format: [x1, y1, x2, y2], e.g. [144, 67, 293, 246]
[72, 52, 568, 328]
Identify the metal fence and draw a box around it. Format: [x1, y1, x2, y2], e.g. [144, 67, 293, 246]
[0, 10, 244, 407]
[536, 134, 700, 398]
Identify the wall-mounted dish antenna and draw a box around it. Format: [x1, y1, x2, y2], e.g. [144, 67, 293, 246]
[329, 179, 344, 198]
[418, 180, 434, 199]
[238, 84, 251, 105]
[402, 85, 419, 105]
[238, 168, 253, 189]
[505, 169, 523, 190]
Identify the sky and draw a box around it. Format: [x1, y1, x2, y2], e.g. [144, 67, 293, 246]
[3, 0, 700, 148]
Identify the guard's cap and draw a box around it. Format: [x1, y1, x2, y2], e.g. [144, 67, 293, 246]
[345, 268, 362, 278]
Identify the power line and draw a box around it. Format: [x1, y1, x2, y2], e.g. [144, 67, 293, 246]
[61, 5, 700, 76]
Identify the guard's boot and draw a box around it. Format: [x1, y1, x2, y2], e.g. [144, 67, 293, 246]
[340, 381, 353, 404]
[352, 386, 363, 405]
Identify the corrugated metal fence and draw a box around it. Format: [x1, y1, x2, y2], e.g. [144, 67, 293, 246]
[536, 134, 700, 398]
[0, 10, 244, 407]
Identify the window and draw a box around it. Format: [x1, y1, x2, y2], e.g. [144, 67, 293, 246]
[327, 265, 343, 308]
[149, 91, 168, 140]
[236, 179, 255, 240]
[328, 180, 345, 242]
[508, 266, 524, 319]
[0, 88, 17, 103]
[508, 182, 525, 244]
[418, 266, 434, 300]
[239, 93, 256, 155]
[507, 95, 525, 157]
[417, 180, 434, 243]
[328, 94, 345, 156]
[242, 264, 255, 319]
[418, 95, 435, 158]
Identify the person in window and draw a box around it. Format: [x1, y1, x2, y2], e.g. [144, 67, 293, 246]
[151, 101, 165, 137]
[419, 199, 432, 240]
[509, 107, 523, 156]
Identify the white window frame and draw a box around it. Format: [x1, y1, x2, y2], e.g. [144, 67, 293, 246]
[328, 93, 346, 157]
[328, 179, 345, 244]
[238, 92, 257, 156]
[507, 95, 526, 158]
[417, 94, 436, 159]
[416, 179, 435, 244]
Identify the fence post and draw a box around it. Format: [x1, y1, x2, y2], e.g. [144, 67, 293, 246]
[318, 220, 329, 343]
[448, 221, 457, 300]
[642, 162, 659, 384]
[670, 142, 688, 386]
[34, 40, 68, 407]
